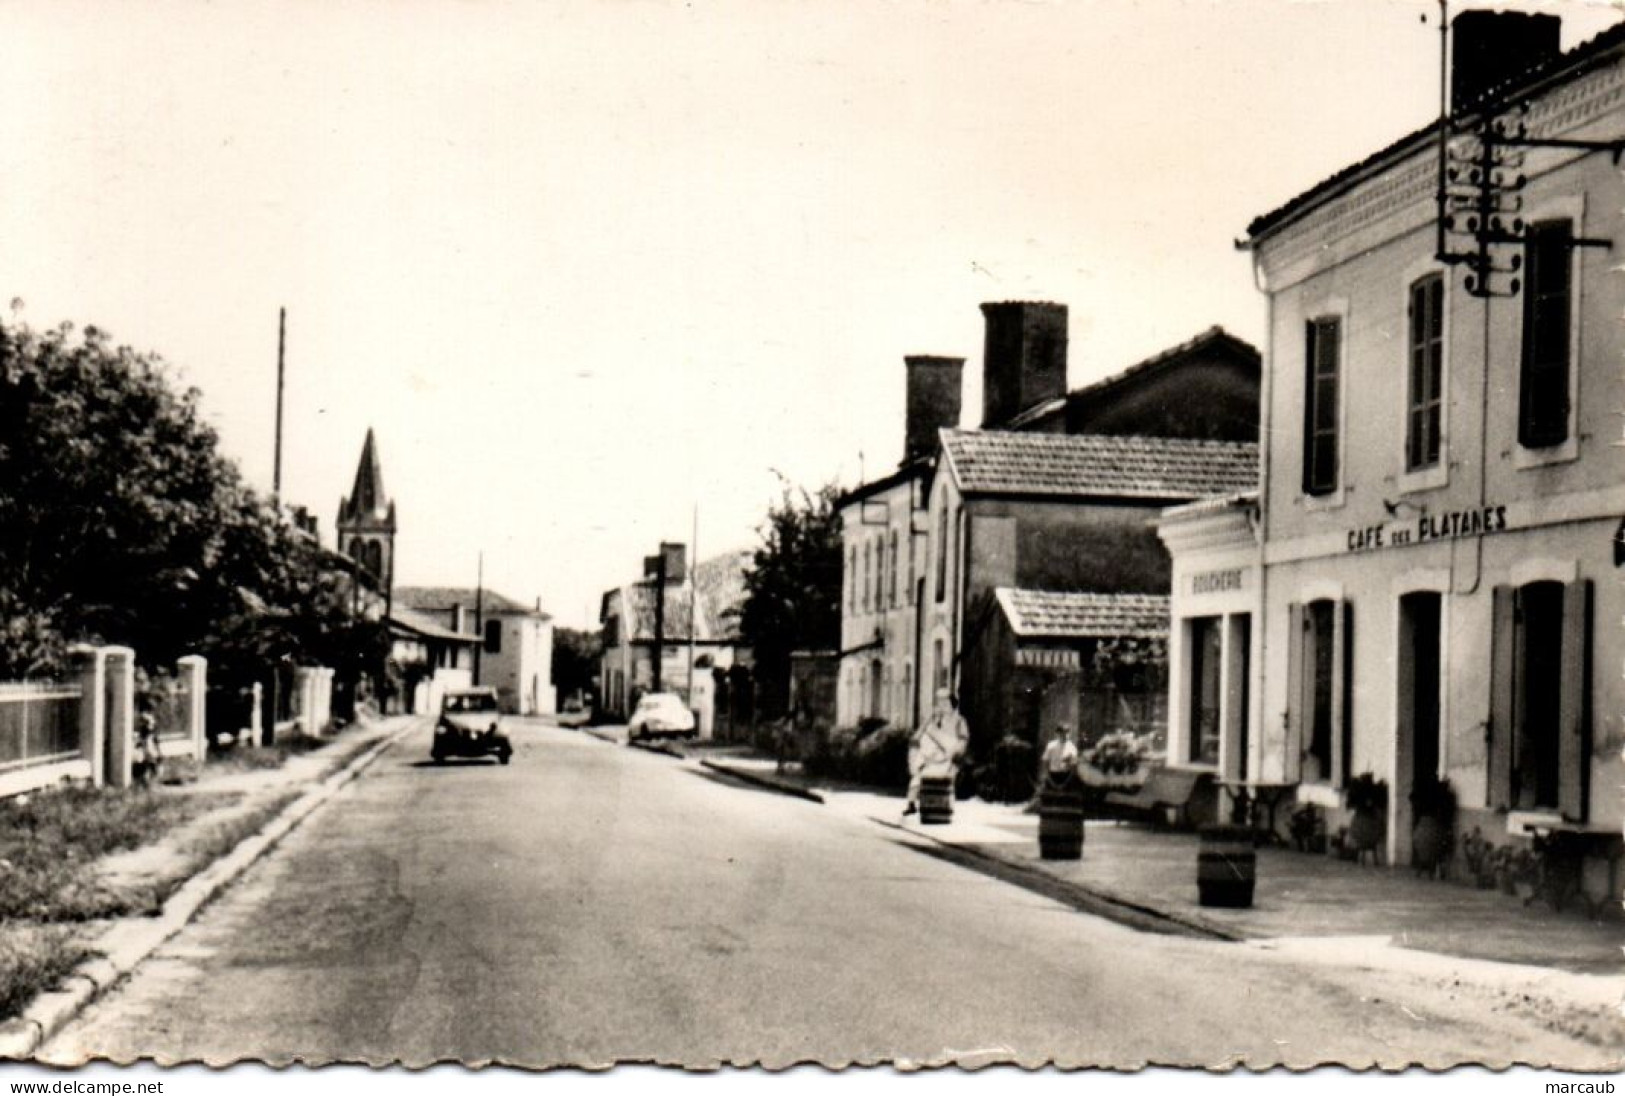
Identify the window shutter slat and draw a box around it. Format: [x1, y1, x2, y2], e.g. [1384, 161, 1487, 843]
[1285, 602, 1304, 784]
[1488, 585, 1516, 811]
[1332, 600, 1352, 790]
[1558, 579, 1592, 822]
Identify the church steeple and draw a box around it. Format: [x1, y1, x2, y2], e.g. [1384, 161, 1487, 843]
[336, 428, 396, 593]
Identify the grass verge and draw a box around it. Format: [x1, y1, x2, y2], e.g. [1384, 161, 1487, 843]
[0, 925, 92, 1021]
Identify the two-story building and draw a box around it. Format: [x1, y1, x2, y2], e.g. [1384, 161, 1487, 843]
[1162, 11, 1625, 873]
[836, 299, 1262, 744]
[394, 587, 555, 716]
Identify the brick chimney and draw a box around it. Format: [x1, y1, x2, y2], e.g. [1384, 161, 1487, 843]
[980, 301, 1068, 429]
[903, 355, 964, 463]
[1451, 9, 1560, 113]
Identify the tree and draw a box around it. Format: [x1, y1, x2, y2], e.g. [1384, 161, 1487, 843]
[0, 315, 363, 684]
[551, 627, 602, 703]
[738, 479, 843, 718]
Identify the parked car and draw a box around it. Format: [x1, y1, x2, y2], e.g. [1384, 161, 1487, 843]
[627, 692, 696, 742]
[432, 687, 513, 764]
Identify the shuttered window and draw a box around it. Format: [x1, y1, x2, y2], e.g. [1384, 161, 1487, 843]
[1487, 579, 1591, 820]
[1519, 221, 1573, 448]
[1407, 274, 1444, 470]
[1302, 317, 1341, 496]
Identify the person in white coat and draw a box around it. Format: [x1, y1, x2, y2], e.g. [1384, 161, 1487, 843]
[904, 690, 969, 817]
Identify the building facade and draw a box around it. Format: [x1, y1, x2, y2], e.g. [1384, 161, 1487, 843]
[1160, 13, 1625, 872]
[394, 587, 555, 716]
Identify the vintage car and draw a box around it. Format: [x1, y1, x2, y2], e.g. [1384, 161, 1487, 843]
[627, 691, 697, 743]
[432, 687, 513, 764]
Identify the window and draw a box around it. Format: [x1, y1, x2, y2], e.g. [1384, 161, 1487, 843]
[934, 504, 949, 603]
[1490, 580, 1591, 818]
[888, 531, 899, 608]
[1302, 317, 1341, 496]
[861, 542, 871, 611]
[933, 638, 947, 691]
[1519, 220, 1573, 448]
[484, 619, 502, 654]
[846, 546, 856, 613]
[1188, 617, 1222, 766]
[1407, 275, 1444, 470]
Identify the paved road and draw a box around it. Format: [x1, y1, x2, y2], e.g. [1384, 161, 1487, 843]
[42, 720, 1615, 1069]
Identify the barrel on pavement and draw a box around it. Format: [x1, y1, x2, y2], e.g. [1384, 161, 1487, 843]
[1197, 824, 1256, 908]
[1038, 784, 1084, 860]
[919, 776, 953, 825]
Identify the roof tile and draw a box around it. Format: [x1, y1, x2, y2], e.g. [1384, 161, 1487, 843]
[996, 589, 1169, 640]
[941, 429, 1258, 499]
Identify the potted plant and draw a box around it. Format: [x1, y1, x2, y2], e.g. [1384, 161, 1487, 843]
[1408, 774, 1456, 878]
[1343, 773, 1388, 862]
[1461, 827, 1498, 889]
[1289, 802, 1327, 854]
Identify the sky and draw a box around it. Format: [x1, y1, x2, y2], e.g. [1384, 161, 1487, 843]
[1, 0, 1617, 630]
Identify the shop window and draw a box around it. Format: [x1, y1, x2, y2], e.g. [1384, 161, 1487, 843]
[1302, 317, 1341, 496]
[1288, 598, 1352, 787]
[1489, 580, 1591, 818]
[1407, 274, 1444, 470]
[1187, 616, 1222, 766]
[484, 619, 502, 655]
[933, 638, 947, 692]
[1519, 220, 1573, 449]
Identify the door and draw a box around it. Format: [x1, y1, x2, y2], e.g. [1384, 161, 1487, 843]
[1397, 591, 1442, 863]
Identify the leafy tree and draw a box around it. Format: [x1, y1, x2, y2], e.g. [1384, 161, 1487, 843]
[551, 627, 602, 701]
[738, 479, 843, 717]
[0, 315, 367, 685]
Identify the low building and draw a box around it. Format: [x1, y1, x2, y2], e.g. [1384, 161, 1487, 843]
[923, 427, 1258, 754]
[394, 587, 556, 715]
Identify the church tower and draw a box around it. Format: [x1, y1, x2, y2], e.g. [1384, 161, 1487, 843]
[336, 428, 397, 600]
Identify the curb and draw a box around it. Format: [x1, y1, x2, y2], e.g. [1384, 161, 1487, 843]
[868, 816, 1243, 943]
[698, 759, 825, 804]
[0, 717, 422, 1061]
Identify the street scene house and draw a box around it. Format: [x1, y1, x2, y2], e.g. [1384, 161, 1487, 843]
[598, 545, 752, 735]
[1159, 11, 1625, 881]
[394, 587, 556, 716]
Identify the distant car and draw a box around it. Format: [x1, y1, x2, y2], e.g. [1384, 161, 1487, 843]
[627, 692, 696, 742]
[432, 687, 513, 764]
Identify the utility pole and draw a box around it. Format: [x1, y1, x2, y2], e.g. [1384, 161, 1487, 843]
[273, 307, 286, 505]
[687, 505, 698, 705]
[651, 548, 666, 693]
[474, 551, 485, 685]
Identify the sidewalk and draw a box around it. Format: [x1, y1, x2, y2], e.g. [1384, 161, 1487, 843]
[698, 754, 1625, 974]
[0, 713, 419, 1055]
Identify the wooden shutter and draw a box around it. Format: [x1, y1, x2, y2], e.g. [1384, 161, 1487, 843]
[1557, 579, 1592, 822]
[1487, 585, 1516, 811]
[1285, 602, 1304, 784]
[1332, 600, 1353, 790]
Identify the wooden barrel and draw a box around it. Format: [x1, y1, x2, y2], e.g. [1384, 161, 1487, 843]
[1038, 784, 1084, 860]
[1197, 824, 1256, 908]
[919, 776, 954, 825]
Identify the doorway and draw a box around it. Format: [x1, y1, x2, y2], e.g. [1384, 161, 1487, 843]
[1397, 592, 1442, 860]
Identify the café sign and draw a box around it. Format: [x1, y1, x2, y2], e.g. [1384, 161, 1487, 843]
[1346, 504, 1509, 554]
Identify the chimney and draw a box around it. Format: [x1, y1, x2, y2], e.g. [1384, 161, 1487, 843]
[1451, 10, 1560, 113]
[659, 542, 687, 584]
[903, 355, 964, 463]
[980, 301, 1068, 428]
[453, 603, 467, 633]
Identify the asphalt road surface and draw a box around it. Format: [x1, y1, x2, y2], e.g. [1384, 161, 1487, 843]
[41, 720, 1616, 1069]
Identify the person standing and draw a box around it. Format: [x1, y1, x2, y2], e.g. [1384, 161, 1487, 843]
[904, 690, 969, 817]
[1038, 725, 1080, 791]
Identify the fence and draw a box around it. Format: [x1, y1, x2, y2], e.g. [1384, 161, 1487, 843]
[0, 681, 86, 777]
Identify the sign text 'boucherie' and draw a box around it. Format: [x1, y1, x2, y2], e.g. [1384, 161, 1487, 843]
[1346, 504, 1508, 554]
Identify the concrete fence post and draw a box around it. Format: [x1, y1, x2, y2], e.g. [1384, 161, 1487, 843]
[292, 667, 314, 737]
[177, 654, 207, 759]
[248, 682, 264, 747]
[101, 646, 136, 789]
[74, 645, 107, 787]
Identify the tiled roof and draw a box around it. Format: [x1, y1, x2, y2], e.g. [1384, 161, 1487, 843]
[1246, 22, 1625, 244]
[1002, 326, 1259, 432]
[389, 605, 480, 643]
[394, 586, 549, 619]
[995, 589, 1169, 640]
[940, 429, 1258, 500]
[621, 549, 752, 643]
